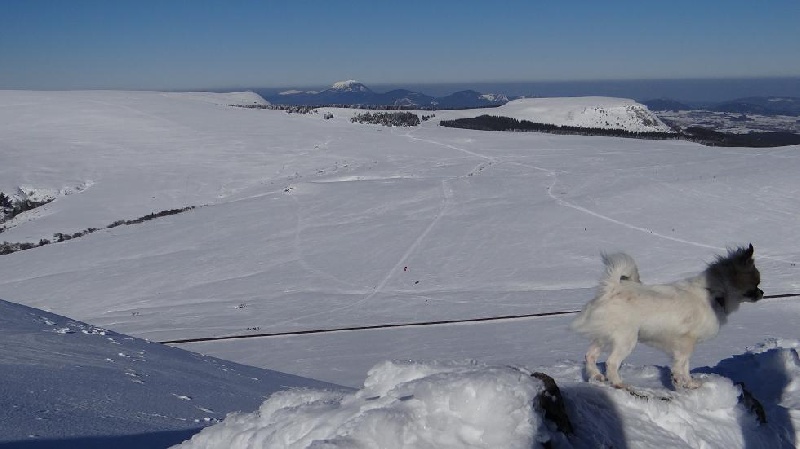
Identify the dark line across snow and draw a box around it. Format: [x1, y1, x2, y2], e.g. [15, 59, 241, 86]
[161, 293, 799, 345]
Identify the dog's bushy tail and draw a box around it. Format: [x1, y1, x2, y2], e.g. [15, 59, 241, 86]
[599, 252, 640, 295]
[572, 252, 641, 336]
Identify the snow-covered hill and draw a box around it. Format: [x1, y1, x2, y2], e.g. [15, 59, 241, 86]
[330, 79, 372, 92]
[1, 90, 800, 448]
[0, 298, 339, 447]
[488, 97, 672, 132]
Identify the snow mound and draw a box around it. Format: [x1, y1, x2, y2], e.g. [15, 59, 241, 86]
[175, 341, 800, 449]
[173, 360, 547, 449]
[162, 91, 269, 107]
[567, 341, 800, 448]
[494, 97, 672, 132]
[570, 375, 769, 448]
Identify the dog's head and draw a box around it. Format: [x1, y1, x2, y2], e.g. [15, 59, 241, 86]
[707, 244, 763, 313]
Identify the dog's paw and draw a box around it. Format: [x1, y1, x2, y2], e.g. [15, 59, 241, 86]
[672, 375, 702, 390]
[588, 372, 606, 383]
[683, 378, 702, 389]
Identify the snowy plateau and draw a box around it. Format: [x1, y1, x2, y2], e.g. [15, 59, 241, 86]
[1, 90, 800, 448]
[444, 96, 673, 132]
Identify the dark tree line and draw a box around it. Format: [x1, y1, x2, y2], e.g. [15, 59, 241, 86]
[235, 103, 473, 111]
[439, 115, 678, 140]
[351, 112, 421, 127]
[1, 206, 195, 255]
[439, 115, 800, 147]
[680, 127, 800, 148]
[233, 104, 319, 114]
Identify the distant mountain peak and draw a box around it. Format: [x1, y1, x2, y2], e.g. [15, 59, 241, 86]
[330, 80, 371, 92]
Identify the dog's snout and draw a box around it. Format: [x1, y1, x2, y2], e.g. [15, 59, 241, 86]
[747, 288, 764, 301]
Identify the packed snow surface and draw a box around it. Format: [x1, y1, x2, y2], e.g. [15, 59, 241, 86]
[1, 90, 800, 447]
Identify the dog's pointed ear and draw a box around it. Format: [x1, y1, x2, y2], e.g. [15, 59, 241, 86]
[737, 244, 755, 266]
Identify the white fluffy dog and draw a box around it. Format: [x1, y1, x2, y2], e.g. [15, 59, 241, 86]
[571, 245, 763, 389]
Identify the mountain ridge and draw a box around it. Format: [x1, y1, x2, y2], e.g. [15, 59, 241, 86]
[258, 80, 509, 109]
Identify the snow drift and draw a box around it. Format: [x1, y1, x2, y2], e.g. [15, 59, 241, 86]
[175, 344, 800, 449]
[174, 360, 547, 449]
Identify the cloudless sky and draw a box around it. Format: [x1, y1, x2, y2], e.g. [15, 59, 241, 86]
[2, 0, 799, 90]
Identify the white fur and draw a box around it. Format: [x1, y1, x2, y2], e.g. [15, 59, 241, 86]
[571, 250, 759, 389]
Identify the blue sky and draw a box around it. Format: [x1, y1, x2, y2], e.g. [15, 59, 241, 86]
[2, 0, 799, 90]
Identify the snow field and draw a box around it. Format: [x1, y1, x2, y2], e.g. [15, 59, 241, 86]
[2, 90, 800, 447]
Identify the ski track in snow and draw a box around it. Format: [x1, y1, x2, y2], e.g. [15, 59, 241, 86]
[277, 178, 456, 327]
[271, 130, 495, 326]
[406, 128, 723, 252]
[357, 128, 504, 305]
[405, 130, 798, 268]
[536, 162, 724, 250]
[537, 166, 798, 267]
[364, 179, 455, 303]
[402, 129, 497, 164]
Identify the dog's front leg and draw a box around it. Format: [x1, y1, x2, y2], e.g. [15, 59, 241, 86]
[670, 337, 702, 389]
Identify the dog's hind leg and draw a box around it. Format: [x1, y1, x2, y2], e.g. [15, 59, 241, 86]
[605, 333, 637, 387]
[670, 337, 701, 389]
[585, 340, 605, 382]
